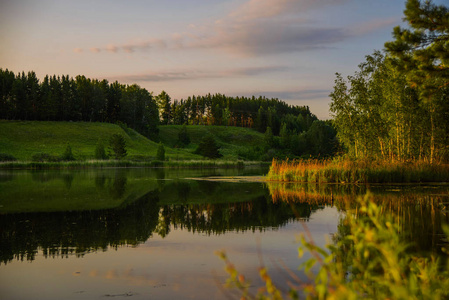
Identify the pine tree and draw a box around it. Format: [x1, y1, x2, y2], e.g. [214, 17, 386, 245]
[177, 124, 190, 147]
[195, 135, 222, 159]
[156, 143, 165, 161]
[109, 133, 127, 159]
[385, 0, 449, 92]
[61, 143, 75, 161]
[95, 140, 108, 160]
[385, 0, 449, 163]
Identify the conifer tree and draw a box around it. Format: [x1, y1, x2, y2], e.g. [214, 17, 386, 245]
[109, 133, 127, 159]
[156, 143, 165, 161]
[385, 0, 449, 92]
[195, 135, 222, 159]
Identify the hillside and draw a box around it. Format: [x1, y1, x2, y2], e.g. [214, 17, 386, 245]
[158, 125, 265, 160]
[0, 121, 265, 161]
[0, 121, 199, 161]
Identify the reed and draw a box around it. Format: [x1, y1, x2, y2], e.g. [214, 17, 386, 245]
[266, 158, 449, 183]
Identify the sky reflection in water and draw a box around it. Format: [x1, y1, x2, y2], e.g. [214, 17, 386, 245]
[0, 168, 446, 299]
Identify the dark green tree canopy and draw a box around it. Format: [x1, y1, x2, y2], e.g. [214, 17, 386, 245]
[385, 0, 449, 93]
[195, 135, 222, 159]
[176, 124, 190, 148]
[109, 133, 127, 160]
[156, 143, 165, 161]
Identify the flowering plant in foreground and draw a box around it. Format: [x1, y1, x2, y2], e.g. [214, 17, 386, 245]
[217, 193, 449, 299]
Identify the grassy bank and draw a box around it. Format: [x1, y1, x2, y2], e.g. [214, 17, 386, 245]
[266, 159, 449, 183]
[0, 120, 202, 161]
[0, 121, 267, 166]
[158, 125, 265, 160]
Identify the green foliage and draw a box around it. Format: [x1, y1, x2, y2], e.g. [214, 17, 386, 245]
[155, 90, 171, 125]
[264, 127, 275, 150]
[0, 153, 17, 162]
[195, 135, 222, 159]
[219, 194, 449, 299]
[330, 50, 449, 162]
[61, 144, 75, 161]
[156, 143, 165, 161]
[384, 0, 449, 94]
[94, 140, 108, 160]
[383, 0, 449, 163]
[298, 194, 449, 299]
[176, 124, 190, 147]
[109, 133, 127, 160]
[31, 152, 61, 162]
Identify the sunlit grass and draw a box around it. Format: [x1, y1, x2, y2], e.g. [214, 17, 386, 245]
[267, 158, 449, 183]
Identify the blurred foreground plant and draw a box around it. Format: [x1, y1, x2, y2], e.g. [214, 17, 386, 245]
[217, 193, 449, 299]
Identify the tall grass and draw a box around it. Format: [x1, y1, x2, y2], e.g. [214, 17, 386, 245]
[266, 158, 449, 183]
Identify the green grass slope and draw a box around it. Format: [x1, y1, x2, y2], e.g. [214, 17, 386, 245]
[158, 125, 265, 160]
[0, 121, 265, 162]
[0, 120, 200, 161]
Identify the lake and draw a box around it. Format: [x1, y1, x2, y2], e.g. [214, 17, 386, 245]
[0, 168, 448, 299]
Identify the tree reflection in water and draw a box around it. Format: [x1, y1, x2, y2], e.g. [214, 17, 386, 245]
[0, 170, 448, 266]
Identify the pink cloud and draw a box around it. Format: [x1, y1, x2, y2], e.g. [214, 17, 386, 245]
[77, 0, 396, 58]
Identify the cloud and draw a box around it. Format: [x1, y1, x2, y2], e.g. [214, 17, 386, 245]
[108, 65, 288, 83]
[349, 17, 399, 36]
[76, 0, 395, 57]
[73, 48, 83, 53]
[227, 0, 349, 22]
[89, 47, 101, 53]
[230, 88, 331, 101]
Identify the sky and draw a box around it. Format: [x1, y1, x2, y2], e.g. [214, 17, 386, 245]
[0, 0, 428, 119]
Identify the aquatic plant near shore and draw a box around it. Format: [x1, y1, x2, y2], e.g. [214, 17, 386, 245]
[217, 193, 449, 299]
[266, 158, 449, 183]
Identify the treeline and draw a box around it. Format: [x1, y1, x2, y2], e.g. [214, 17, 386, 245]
[0, 69, 317, 137]
[0, 69, 338, 158]
[330, 0, 449, 163]
[156, 91, 317, 135]
[0, 69, 160, 139]
[330, 52, 449, 162]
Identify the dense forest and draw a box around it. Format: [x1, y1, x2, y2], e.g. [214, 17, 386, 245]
[330, 0, 449, 163]
[0, 69, 337, 158]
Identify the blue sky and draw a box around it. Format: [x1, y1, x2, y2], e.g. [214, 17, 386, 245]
[0, 0, 420, 119]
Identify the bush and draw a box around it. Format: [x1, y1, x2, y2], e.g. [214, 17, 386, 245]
[61, 144, 75, 161]
[95, 140, 108, 160]
[109, 133, 127, 160]
[0, 153, 17, 162]
[31, 153, 60, 162]
[194, 135, 222, 159]
[156, 143, 165, 161]
[176, 124, 190, 148]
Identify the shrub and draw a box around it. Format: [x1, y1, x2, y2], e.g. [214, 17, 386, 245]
[31, 153, 60, 162]
[109, 133, 127, 160]
[194, 135, 222, 159]
[95, 140, 108, 160]
[176, 124, 190, 148]
[156, 143, 165, 161]
[61, 144, 75, 161]
[0, 153, 17, 162]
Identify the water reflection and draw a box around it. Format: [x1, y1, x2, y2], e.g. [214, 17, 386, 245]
[267, 182, 449, 254]
[0, 173, 322, 264]
[0, 168, 448, 267]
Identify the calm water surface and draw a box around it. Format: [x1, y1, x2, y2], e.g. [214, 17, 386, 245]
[0, 168, 447, 299]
